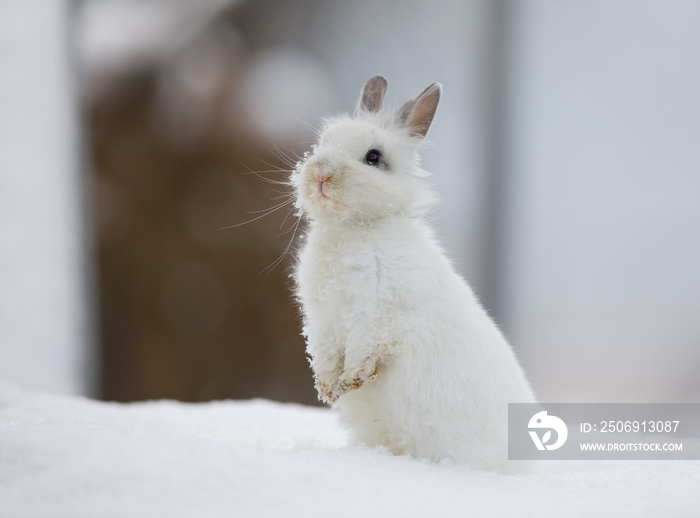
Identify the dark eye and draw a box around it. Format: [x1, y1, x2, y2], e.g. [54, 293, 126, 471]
[364, 149, 381, 166]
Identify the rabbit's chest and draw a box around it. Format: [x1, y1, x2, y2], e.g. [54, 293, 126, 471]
[306, 244, 382, 308]
[302, 244, 393, 345]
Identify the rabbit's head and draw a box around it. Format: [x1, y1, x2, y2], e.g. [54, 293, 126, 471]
[292, 75, 441, 223]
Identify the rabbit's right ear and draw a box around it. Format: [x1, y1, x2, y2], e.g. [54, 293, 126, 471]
[356, 75, 388, 115]
[397, 83, 441, 139]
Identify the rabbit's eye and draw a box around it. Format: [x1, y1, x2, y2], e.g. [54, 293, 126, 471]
[364, 149, 382, 167]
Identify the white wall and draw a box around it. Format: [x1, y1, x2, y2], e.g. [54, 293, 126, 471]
[0, 0, 94, 395]
[504, 1, 700, 401]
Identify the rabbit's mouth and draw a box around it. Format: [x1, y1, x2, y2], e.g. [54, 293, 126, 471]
[312, 182, 340, 207]
[308, 170, 341, 206]
[317, 180, 331, 199]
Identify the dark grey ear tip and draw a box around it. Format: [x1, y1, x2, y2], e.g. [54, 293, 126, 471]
[370, 75, 388, 86]
[364, 75, 388, 92]
[358, 75, 389, 114]
[422, 82, 442, 99]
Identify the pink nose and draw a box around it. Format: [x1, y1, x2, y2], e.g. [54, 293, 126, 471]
[310, 156, 333, 183]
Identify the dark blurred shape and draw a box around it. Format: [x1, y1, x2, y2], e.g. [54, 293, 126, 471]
[87, 6, 318, 403]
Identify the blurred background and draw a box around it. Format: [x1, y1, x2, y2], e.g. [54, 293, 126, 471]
[1, 0, 698, 405]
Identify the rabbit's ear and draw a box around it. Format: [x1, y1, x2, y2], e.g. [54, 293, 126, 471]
[397, 83, 441, 139]
[356, 75, 388, 114]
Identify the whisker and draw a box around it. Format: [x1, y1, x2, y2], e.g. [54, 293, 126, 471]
[242, 169, 291, 176]
[231, 142, 307, 275]
[293, 116, 322, 137]
[279, 204, 299, 230]
[271, 192, 294, 201]
[246, 199, 292, 214]
[260, 215, 302, 275]
[273, 141, 299, 163]
[239, 162, 293, 186]
[218, 199, 293, 229]
[265, 138, 302, 169]
[256, 159, 297, 174]
[278, 217, 300, 237]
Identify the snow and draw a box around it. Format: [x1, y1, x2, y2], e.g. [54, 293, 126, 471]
[1, 381, 698, 518]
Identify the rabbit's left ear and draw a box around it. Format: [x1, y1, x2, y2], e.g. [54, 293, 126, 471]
[356, 75, 388, 114]
[397, 83, 442, 139]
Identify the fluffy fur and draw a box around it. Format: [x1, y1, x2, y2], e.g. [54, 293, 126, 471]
[292, 76, 536, 474]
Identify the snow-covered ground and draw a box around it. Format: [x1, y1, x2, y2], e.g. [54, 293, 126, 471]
[1, 381, 698, 518]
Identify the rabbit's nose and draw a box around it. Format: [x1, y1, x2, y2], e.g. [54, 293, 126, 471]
[311, 159, 333, 183]
[315, 171, 331, 183]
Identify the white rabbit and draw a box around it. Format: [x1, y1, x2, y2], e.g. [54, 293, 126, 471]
[292, 75, 536, 474]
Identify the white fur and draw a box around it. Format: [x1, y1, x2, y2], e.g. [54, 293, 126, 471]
[291, 79, 536, 474]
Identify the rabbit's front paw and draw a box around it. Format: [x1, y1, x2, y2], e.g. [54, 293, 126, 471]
[330, 357, 379, 402]
[314, 374, 337, 404]
[314, 361, 378, 404]
[310, 348, 343, 403]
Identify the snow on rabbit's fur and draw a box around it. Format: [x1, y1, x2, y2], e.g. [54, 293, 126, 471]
[292, 75, 536, 473]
